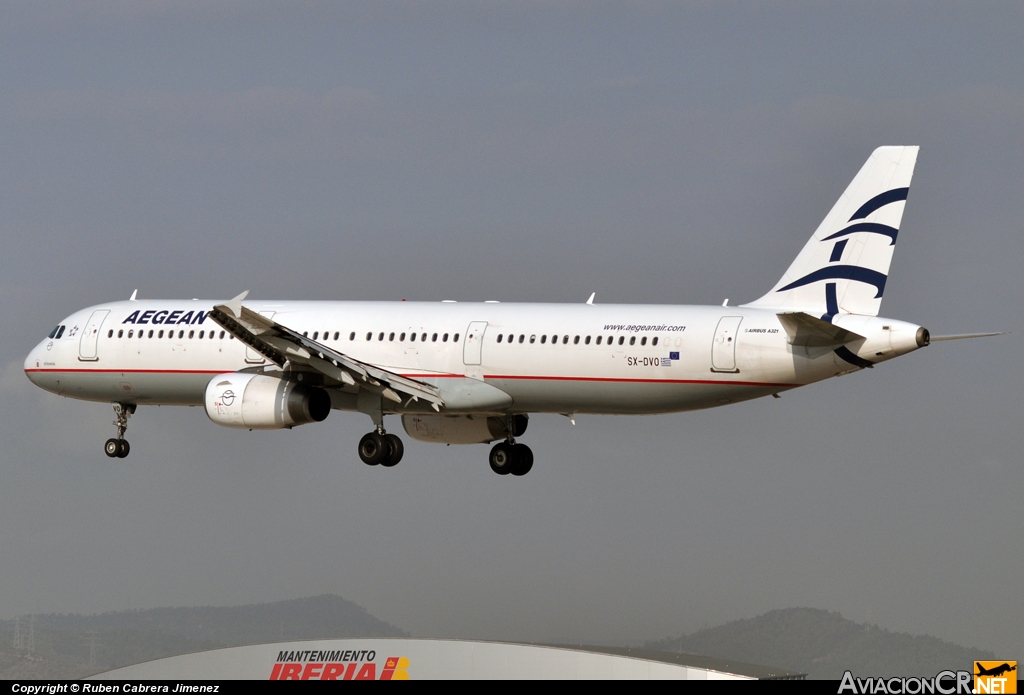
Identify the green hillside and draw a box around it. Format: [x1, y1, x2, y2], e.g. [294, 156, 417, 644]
[646, 608, 994, 680]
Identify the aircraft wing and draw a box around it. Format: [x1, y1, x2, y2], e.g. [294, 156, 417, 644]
[207, 294, 444, 410]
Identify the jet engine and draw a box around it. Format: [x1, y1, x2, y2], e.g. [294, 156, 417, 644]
[402, 413, 527, 445]
[205, 373, 330, 429]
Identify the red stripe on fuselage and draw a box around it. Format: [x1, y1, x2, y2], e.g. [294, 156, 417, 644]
[25, 368, 798, 388]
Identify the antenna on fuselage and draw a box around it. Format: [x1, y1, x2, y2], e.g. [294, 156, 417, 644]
[129, 289, 138, 301]
[586, 292, 595, 305]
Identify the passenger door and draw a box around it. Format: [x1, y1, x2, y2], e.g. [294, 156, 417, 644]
[711, 316, 742, 373]
[79, 309, 109, 361]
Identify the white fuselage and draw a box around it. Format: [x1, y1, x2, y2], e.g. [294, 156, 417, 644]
[24, 299, 922, 417]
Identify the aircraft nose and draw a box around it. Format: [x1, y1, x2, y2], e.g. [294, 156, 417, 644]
[24, 342, 46, 386]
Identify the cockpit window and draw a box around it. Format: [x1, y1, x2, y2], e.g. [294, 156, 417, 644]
[55, 326, 66, 339]
[48, 326, 60, 339]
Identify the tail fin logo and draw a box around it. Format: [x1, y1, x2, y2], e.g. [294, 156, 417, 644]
[777, 266, 887, 299]
[848, 186, 908, 221]
[775, 186, 909, 300]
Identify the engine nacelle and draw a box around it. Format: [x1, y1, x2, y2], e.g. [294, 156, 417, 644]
[402, 413, 526, 445]
[205, 373, 330, 429]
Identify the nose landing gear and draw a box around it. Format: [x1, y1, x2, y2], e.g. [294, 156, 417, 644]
[104, 402, 135, 458]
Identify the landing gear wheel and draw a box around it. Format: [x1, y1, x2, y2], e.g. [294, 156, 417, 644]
[510, 443, 533, 476]
[381, 434, 404, 468]
[107, 403, 136, 458]
[358, 432, 388, 466]
[489, 442, 514, 475]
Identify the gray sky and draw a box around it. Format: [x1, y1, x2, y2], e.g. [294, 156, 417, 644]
[2, 1, 1021, 658]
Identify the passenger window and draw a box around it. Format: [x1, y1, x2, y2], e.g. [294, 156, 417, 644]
[188, 330, 194, 339]
[303, 331, 308, 337]
[574, 336, 580, 344]
[596, 336, 602, 345]
[148, 330, 154, 338]
[497, 335, 503, 343]
[432, 333, 438, 342]
[199, 330, 205, 339]
[118, 330, 124, 338]
[351, 332, 356, 340]
[618, 336, 624, 345]
[334, 332, 339, 341]
[422, 333, 427, 341]
[552, 335, 558, 343]
[652, 337, 659, 346]
[107, 329, 113, 338]
[585, 336, 591, 345]
[562, 335, 569, 344]
[313, 332, 319, 340]
[379, 332, 385, 341]
[518, 335, 525, 344]
[540, 335, 547, 344]
[157, 330, 164, 339]
[453, 334, 460, 342]
[220, 331, 226, 339]
[410, 333, 416, 342]
[366, 332, 372, 341]
[629, 336, 636, 345]
[529, 335, 536, 344]
[399, 332, 405, 341]
[640, 336, 647, 346]
[128, 330, 134, 338]
[443, 333, 449, 342]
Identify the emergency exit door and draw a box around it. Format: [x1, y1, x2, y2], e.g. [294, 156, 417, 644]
[463, 321, 488, 365]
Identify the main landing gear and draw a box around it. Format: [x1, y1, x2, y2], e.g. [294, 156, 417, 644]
[488, 414, 533, 476]
[104, 402, 135, 459]
[358, 427, 404, 468]
[488, 441, 534, 476]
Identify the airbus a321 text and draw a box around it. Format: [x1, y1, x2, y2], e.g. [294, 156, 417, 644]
[25, 147, 996, 476]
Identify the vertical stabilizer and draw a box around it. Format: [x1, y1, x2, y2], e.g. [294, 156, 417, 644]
[743, 146, 918, 319]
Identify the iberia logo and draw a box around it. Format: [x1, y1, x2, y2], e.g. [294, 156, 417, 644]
[975, 661, 1017, 694]
[269, 649, 409, 680]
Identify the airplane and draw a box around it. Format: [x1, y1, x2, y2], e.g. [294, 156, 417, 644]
[24, 146, 998, 476]
[975, 663, 1017, 678]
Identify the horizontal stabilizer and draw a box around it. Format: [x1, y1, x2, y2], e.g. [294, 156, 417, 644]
[930, 331, 1005, 342]
[777, 312, 865, 348]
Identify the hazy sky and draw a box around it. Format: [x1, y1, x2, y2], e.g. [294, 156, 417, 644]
[2, 1, 1022, 660]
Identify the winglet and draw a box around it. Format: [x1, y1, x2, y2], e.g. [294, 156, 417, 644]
[223, 291, 250, 318]
[586, 292, 595, 305]
[129, 289, 138, 301]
